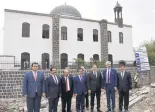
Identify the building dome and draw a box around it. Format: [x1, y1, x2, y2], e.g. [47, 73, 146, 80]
[51, 5, 82, 18]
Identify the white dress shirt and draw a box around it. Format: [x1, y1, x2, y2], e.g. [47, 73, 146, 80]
[65, 76, 70, 91]
[52, 75, 58, 84]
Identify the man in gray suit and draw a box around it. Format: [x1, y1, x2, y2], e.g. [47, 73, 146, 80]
[117, 61, 132, 112]
[88, 64, 103, 112]
[23, 62, 45, 112]
[45, 67, 61, 112]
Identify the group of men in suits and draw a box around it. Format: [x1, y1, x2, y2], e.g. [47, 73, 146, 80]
[23, 60, 132, 112]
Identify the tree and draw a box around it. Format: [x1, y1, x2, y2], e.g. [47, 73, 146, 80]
[141, 39, 155, 66]
[73, 58, 85, 68]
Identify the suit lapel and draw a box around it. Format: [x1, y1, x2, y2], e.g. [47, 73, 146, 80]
[31, 71, 35, 81]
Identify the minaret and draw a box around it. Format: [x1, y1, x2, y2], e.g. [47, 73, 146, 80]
[114, 1, 123, 27]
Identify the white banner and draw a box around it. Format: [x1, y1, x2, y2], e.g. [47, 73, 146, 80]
[134, 47, 150, 72]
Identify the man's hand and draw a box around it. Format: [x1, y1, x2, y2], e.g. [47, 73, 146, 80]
[88, 90, 91, 94]
[42, 93, 46, 97]
[24, 95, 27, 102]
[102, 89, 105, 94]
[74, 94, 77, 97]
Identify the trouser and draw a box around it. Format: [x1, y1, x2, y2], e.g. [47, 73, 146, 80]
[27, 92, 41, 112]
[85, 92, 89, 108]
[48, 97, 59, 112]
[90, 91, 101, 110]
[106, 84, 115, 110]
[119, 90, 129, 111]
[62, 96, 72, 112]
[76, 94, 85, 112]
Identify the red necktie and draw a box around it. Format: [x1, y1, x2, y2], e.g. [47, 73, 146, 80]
[66, 77, 68, 92]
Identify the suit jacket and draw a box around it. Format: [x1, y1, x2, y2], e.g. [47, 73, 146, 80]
[45, 75, 61, 99]
[23, 71, 45, 98]
[103, 68, 117, 88]
[88, 71, 103, 91]
[117, 71, 132, 92]
[74, 74, 87, 95]
[61, 75, 74, 98]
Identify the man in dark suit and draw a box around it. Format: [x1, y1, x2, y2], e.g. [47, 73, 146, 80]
[23, 62, 45, 112]
[81, 66, 89, 110]
[117, 61, 132, 112]
[88, 64, 103, 112]
[45, 67, 61, 112]
[103, 61, 117, 112]
[74, 68, 87, 112]
[61, 69, 74, 112]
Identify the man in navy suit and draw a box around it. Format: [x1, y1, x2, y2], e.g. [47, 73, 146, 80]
[117, 61, 132, 112]
[45, 67, 61, 112]
[103, 61, 117, 112]
[74, 68, 87, 112]
[23, 62, 45, 112]
[81, 66, 89, 110]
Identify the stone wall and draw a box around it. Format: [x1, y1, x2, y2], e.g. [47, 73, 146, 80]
[0, 67, 155, 98]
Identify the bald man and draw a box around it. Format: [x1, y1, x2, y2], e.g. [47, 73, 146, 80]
[61, 69, 74, 112]
[103, 61, 117, 112]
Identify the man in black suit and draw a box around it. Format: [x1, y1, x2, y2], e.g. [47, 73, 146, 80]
[88, 64, 103, 112]
[45, 67, 61, 112]
[81, 66, 89, 110]
[61, 69, 74, 112]
[117, 61, 132, 112]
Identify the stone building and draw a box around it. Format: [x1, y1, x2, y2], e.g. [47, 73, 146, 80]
[1, 2, 135, 69]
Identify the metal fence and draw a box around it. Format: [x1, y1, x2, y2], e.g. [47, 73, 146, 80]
[0, 61, 135, 70]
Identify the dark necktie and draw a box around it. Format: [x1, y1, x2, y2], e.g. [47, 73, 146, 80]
[108, 69, 110, 83]
[54, 76, 57, 84]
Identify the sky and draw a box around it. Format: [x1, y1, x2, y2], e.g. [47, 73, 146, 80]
[0, 0, 155, 54]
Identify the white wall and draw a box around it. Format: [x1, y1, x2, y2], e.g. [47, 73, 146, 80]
[107, 23, 135, 63]
[4, 12, 53, 62]
[59, 18, 101, 62]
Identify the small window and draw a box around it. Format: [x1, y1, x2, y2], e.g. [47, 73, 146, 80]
[61, 26, 67, 40]
[22, 22, 30, 37]
[77, 28, 83, 41]
[42, 24, 49, 39]
[119, 32, 123, 43]
[93, 29, 98, 42]
[107, 31, 112, 42]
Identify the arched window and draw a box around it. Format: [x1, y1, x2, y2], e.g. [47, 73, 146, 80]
[119, 32, 123, 43]
[93, 29, 98, 42]
[77, 28, 83, 41]
[61, 26, 67, 40]
[21, 52, 30, 70]
[93, 54, 99, 61]
[22, 22, 30, 37]
[77, 53, 84, 60]
[108, 54, 113, 67]
[107, 31, 112, 42]
[42, 53, 49, 69]
[60, 53, 68, 69]
[42, 24, 49, 39]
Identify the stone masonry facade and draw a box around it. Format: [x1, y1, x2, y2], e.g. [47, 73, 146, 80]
[0, 67, 155, 98]
[52, 14, 60, 66]
[100, 19, 108, 61]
